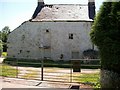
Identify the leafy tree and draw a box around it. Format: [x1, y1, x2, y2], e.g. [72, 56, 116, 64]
[0, 40, 2, 56]
[1, 26, 10, 52]
[90, 1, 120, 88]
[0, 31, 3, 55]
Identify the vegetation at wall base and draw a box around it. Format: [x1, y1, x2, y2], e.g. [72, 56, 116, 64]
[3, 58, 100, 69]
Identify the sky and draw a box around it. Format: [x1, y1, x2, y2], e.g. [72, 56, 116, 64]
[0, 0, 104, 31]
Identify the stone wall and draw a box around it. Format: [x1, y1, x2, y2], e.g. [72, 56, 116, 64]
[7, 21, 93, 60]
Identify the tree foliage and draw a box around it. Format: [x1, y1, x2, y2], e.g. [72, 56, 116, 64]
[1, 26, 10, 52]
[0, 40, 2, 55]
[90, 2, 120, 74]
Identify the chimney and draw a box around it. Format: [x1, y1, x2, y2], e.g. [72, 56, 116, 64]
[88, 0, 95, 20]
[32, 0, 44, 19]
[38, 0, 44, 6]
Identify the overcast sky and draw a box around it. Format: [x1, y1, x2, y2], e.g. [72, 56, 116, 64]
[0, 0, 104, 31]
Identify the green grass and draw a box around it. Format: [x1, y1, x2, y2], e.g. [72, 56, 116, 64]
[74, 73, 99, 83]
[21, 71, 39, 79]
[73, 73, 100, 88]
[0, 64, 18, 77]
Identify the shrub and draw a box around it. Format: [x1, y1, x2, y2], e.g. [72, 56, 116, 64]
[90, 2, 120, 74]
[1, 52, 7, 57]
[83, 49, 99, 59]
[90, 1, 120, 88]
[0, 40, 3, 56]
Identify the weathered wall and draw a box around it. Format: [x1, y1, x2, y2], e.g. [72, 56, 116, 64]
[7, 21, 93, 60]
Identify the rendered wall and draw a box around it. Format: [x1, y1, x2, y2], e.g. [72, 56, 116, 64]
[7, 21, 93, 60]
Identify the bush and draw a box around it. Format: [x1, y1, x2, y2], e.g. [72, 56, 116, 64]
[83, 49, 99, 59]
[90, 2, 120, 74]
[3, 58, 100, 69]
[90, 1, 120, 88]
[1, 52, 7, 57]
[0, 40, 3, 56]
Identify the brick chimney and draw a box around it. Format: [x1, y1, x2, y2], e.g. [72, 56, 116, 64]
[32, 0, 44, 19]
[88, 0, 95, 20]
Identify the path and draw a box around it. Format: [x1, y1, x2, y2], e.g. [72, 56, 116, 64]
[0, 57, 4, 63]
[1, 76, 93, 89]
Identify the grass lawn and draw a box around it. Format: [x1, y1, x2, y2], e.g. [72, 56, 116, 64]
[2, 57, 101, 88]
[0, 64, 18, 77]
[74, 73, 99, 83]
[73, 72, 100, 88]
[21, 71, 39, 79]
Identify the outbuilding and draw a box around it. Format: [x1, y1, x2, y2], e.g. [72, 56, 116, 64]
[7, 0, 95, 60]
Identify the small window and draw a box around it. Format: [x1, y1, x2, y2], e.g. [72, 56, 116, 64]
[46, 29, 49, 32]
[69, 33, 73, 39]
[20, 50, 22, 53]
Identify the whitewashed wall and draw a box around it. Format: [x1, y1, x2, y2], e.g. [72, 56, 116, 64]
[7, 21, 93, 60]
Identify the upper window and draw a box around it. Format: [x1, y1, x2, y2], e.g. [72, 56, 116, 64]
[69, 33, 73, 39]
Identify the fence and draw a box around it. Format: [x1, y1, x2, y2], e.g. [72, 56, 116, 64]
[2, 58, 100, 84]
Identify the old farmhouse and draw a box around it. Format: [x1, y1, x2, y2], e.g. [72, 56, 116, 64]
[7, 0, 95, 60]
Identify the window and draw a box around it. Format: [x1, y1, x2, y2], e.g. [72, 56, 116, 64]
[20, 50, 22, 53]
[46, 29, 49, 32]
[69, 33, 73, 39]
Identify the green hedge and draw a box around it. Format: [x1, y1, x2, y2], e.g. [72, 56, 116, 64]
[90, 2, 120, 74]
[3, 58, 100, 69]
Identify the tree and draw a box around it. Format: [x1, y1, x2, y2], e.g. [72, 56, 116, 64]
[90, 1, 120, 88]
[1, 26, 10, 52]
[0, 31, 3, 56]
[0, 40, 3, 56]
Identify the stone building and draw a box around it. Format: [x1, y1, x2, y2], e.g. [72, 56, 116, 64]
[7, 0, 95, 60]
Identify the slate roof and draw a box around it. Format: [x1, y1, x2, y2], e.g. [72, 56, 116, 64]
[31, 4, 92, 21]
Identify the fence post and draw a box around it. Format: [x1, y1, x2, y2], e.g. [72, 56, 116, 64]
[41, 59, 43, 81]
[70, 60, 72, 83]
[16, 59, 18, 78]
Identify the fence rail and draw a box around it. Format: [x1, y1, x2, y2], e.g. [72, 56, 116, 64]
[2, 59, 100, 83]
